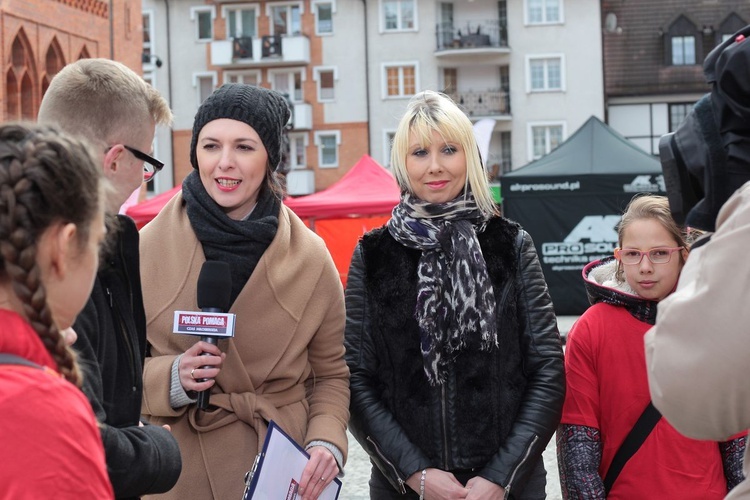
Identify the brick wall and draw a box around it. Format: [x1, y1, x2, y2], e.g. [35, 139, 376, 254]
[1, 0, 143, 121]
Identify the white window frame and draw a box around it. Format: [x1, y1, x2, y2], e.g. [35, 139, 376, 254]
[314, 130, 341, 168]
[383, 129, 396, 168]
[313, 66, 338, 103]
[527, 121, 566, 161]
[142, 10, 155, 68]
[525, 54, 565, 93]
[190, 6, 215, 42]
[312, 0, 336, 36]
[671, 35, 696, 66]
[524, 0, 563, 26]
[268, 68, 306, 103]
[379, 0, 418, 33]
[288, 132, 309, 170]
[381, 61, 419, 99]
[223, 70, 261, 85]
[221, 3, 260, 40]
[193, 71, 218, 106]
[266, 1, 305, 36]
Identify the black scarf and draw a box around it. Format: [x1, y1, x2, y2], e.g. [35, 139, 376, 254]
[182, 171, 279, 305]
[387, 192, 497, 385]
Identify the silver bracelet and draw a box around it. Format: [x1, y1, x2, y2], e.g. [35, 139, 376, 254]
[419, 469, 427, 500]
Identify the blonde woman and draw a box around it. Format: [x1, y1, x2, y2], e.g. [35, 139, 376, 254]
[345, 91, 565, 499]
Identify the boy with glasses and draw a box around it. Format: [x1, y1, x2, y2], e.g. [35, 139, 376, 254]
[38, 58, 181, 498]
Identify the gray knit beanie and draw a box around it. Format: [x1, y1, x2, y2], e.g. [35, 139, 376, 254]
[189, 83, 291, 171]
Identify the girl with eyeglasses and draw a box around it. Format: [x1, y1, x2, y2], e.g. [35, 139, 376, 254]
[556, 194, 745, 498]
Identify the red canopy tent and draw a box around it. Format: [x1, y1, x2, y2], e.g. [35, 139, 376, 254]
[285, 154, 400, 284]
[126, 154, 401, 285]
[126, 185, 181, 229]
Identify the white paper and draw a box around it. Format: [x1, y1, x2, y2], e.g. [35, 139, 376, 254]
[245, 422, 341, 500]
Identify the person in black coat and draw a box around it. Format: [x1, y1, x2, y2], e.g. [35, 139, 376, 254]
[344, 90, 565, 500]
[38, 58, 181, 498]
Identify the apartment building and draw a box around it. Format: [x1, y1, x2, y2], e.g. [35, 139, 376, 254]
[602, 0, 750, 155]
[142, 0, 370, 195]
[142, 0, 603, 195]
[1, 0, 142, 122]
[366, 0, 604, 180]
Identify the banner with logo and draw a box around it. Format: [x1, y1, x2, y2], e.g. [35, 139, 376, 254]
[503, 174, 666, 315]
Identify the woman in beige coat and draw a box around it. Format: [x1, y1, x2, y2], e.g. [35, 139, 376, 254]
[140, 84, 349, 499]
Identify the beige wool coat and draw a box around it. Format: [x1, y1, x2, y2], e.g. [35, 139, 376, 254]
[139, 193, 349, 499]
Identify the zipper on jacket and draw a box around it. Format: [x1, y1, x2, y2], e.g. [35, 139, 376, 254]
[504, 434, 538, 500]
[441, 383, 450, 469]
[107, 284, 138, 391]
[116, 234, 138, 392]
[366, 436, 407, 494]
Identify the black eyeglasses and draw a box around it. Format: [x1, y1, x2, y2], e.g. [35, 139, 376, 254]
[122, 145, 164, 182]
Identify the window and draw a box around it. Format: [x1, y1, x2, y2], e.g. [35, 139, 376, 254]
[142, 12, 153, 63]
[382, 0, 416, 31]
[383, 63, 418, 98]
[671, 36, 696, 65]
[526, 0, 561, 25]
[223, 4, 258, 39]
[442, 68, 457, 94]
[669, 103, 692, 131]
[315, 131, 341, 168]
[288, 133, 308, 169]
[314, 67, 336, 102]
[270, 69, 304, 102]
[314, 1, 334, 35]
[500, 131, 512, 174]
[527, 55, 563, 92]
[194, 72, 217, 105]
[383, 130, 396, 167]
[224, 71, 260, 86]
[191, 7, 215, 41]
[529, 122, 564, 160]
[270, 3, 302, 36]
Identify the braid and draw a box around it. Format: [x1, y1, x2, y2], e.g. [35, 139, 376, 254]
[0, 124, 101, 387]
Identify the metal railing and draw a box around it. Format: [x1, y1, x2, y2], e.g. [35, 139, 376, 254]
[232, 37, 253, 59]
[448, 89, 510, 117]
[436, 20, 508, 51]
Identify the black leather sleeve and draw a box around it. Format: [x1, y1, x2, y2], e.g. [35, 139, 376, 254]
[480, 231, 566, 493]
[344, 243, 429, 493]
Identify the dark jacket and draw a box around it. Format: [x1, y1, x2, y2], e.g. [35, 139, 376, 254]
[73, 215, 181, 499]
[344, 217, 565, 499]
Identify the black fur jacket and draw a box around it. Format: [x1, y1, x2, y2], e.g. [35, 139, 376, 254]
[344, 216, 565, 498]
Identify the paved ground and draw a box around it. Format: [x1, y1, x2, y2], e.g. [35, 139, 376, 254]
[339, 316, 576, 499]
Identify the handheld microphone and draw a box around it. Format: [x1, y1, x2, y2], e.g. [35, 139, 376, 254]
[172, 261, 234, 410]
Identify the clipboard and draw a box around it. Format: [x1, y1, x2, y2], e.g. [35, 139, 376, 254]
[242, 421, 342, 500]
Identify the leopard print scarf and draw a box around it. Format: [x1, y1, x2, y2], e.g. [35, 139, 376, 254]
[387, 192, 497, 385]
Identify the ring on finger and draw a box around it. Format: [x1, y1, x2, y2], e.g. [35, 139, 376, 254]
[190, 368, 196, 380]
[320, 476, 326, 482]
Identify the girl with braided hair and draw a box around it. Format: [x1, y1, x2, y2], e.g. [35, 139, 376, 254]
[0, 123, 113, 498]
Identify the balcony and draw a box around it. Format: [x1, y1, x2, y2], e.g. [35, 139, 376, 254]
[436, 20, 508, 56]
[210, 35, 310, 68]
[286, 169, 315, 196]
[448, 89, 510, 118]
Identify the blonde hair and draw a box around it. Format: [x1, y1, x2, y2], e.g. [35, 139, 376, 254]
[616, 195, 688, 279]
[38, 58, 173, 148]
[390, 91, 498, 218]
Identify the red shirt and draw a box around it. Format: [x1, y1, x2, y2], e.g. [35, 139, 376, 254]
[562, 303, 727, 499]
[0, 310, 113, 499]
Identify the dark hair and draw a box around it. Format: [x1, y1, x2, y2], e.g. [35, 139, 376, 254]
[0, 123, 103, 386]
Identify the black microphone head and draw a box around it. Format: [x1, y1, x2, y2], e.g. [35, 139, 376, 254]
[197, 261, 232, 312]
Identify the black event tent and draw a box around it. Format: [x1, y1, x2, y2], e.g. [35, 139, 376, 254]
[501, 116, 664, 315]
